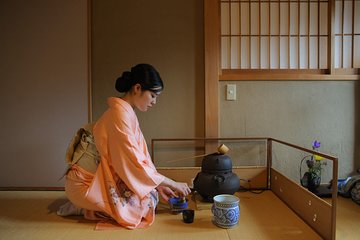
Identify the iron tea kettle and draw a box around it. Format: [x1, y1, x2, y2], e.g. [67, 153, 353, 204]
[193, 153, 240, 202]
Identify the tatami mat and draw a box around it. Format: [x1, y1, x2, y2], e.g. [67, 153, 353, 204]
[0, 190, 359, 240]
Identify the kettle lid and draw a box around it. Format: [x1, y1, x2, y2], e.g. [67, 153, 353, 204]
[201, 153, 233, 171]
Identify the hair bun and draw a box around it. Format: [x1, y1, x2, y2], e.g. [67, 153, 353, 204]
[115, 71, 132, 92]
[115, 64, 163, 93]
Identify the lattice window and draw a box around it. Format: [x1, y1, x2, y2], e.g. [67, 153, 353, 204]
[334, 0, 360, 68]
[220, 0, 360, 73]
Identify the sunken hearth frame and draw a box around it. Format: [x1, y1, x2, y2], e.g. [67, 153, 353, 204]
[151, 137, 338, 240]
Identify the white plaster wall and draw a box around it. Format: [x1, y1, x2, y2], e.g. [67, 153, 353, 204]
[220, 81, 359, 181]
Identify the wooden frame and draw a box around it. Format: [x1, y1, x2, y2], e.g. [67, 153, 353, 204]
[205, 0, 221, 139]
[87, 0, 93, 123]
[220, 68, 359, 80]
[151, 137, 338, 240]
[209, 0, 359, 81]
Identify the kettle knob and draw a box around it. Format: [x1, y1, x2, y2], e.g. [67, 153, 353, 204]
[213, 175, 225, 184]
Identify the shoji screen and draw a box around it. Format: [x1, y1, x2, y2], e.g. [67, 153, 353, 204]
[220, 0, 360, 71]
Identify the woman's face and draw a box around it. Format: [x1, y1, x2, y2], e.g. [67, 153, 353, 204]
[133, 84, 161, 112]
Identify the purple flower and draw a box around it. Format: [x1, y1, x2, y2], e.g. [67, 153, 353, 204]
[312, 140, 321, 149]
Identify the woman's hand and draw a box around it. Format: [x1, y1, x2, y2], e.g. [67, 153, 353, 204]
[172, 181, 191, 197]
[156, 186, 177, 202]
[160, 177, 191, 198]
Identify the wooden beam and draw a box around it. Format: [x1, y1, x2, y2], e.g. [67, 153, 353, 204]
[204, 0, 220, 139]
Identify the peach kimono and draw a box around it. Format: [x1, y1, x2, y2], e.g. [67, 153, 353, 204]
[65, 97, 165, 229]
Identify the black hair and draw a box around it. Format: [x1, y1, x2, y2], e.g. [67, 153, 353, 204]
[115, 63, 164, 93]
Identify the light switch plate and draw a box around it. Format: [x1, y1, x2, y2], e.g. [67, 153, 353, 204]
[226, 84, 236, 100]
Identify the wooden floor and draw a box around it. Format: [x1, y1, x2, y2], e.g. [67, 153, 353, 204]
[0, 190, 359, 240]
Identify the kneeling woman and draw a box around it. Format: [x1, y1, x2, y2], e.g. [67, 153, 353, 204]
[59, 64, 191, 229]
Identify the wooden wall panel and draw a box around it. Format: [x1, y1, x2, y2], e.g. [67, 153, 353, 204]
[271, 168, 335, 240]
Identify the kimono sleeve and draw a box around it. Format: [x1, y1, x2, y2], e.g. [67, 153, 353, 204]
[97, 111, 164, 199]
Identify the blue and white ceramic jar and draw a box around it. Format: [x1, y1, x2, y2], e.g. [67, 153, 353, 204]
[211, 194, 240, 228]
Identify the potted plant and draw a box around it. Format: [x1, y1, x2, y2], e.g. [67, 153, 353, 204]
[300, 141, 327, 192]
